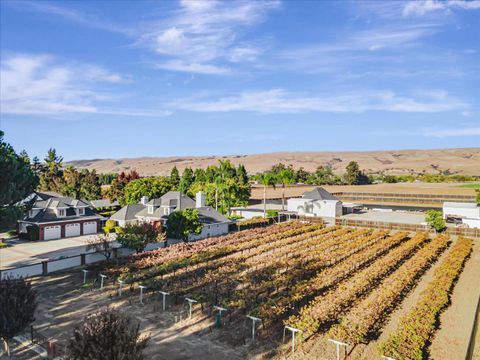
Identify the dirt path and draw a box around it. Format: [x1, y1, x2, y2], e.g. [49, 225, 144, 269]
[28, 271, 247, 360]
[429, 238, 480, 360]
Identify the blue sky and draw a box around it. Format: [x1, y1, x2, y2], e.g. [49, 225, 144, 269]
[1, 0, 479, 161]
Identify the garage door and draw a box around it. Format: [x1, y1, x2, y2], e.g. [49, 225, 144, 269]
[44, 225, 61, 240]
[83, 221, 98, 235]
[65, 223, 81, 237]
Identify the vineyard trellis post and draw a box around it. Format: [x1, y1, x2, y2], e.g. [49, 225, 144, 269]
[185, 298, 197, 318]
[246, 315, 261, 341]
[328, 339, 349, 360]
[81, 269, 88, 284]
[139, 285, 147, 304]
[283, 326, 302, 353]
[159, 291, 170, 311]
[99, 274, 106, 290]
[213, 306, 227, 328]
[118, 279, 124, 296]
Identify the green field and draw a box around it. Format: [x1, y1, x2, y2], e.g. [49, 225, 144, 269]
[458, 184, 480, 188]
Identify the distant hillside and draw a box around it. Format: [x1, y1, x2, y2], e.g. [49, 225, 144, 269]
[67, 148, 480, 176]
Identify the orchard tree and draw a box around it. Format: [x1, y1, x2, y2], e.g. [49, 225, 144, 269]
[0, 276, 38, 357]
[67, 308, 149, 360]
[116, 222, 161, 253]
[166, 209, 202, 242]
[344, 161, 361, 185]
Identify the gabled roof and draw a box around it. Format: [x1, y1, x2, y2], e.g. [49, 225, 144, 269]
[22, 207, 103, 224]
[160, 191, 196, 208]
[196, 207, 230, 224]
[89, 199, 120, 208]
[302, 187, 338, 201]
[110, 204, 146, 221]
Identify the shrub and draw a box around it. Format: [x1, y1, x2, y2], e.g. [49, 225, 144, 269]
[114, 226, 124, 234]
[266, 209, 279, 218]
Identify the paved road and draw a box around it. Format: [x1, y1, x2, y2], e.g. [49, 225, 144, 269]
[0, 234, 116, 269]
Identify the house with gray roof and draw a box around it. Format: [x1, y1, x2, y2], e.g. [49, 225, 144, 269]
[287, 187, 343, 218]
[19, 195, 105, 240]
[110, 191, 231, 241]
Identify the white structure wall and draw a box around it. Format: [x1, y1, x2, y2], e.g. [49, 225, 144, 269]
[189, 222, 229, 241]
[443, 203, 480, 219]
[288, 198, 342, 218]
[462, 218, 480, 228]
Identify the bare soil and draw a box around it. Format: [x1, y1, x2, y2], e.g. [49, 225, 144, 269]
[67, 148, 480, 176]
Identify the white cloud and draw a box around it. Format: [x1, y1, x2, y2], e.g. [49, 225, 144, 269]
[403, 0, 480, 17]
[170, 88, 468, 114]
[6, 0, 134, 35]
[144, 0, 280, 74]
[425, 127, 480, 137]
[0, 53, 168, 117]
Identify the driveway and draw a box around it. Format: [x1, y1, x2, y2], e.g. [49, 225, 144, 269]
[0, 234, 118, 270]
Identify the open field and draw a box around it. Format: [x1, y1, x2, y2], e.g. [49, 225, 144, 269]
[19, 222, 479, 360]
[67, 148, 480, 176]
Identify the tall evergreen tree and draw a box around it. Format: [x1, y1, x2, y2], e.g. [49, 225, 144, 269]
[178, 167, 195, 194]
[170, 166, 180, 188]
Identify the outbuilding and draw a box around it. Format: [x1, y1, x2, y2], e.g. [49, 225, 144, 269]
[443, 202, 480, 228]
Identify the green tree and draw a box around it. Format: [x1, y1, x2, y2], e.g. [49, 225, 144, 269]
[236, 164, 249, 184]
[0, 276, 38, 358]
[278, 168, 295, 211]
[39, 148, 64, 192]
[166, 208, 202, 242]
[425, 210, 446, 233]
[295, 167, 310, 183]
[344, 161, 361, 185]
[178, 167, 195, 194]
[0, 132, 38, 231]
[116, 222, 160, 253]
[80, 169, 101, 200]
[123, 177, 173, 205]
[194, 168, 206, 183]
[170, 166, 180, 189]
[257, 173, 276, 217]
[107, 170, 140, 204]
[67, 308, 149, 360]
[62, 166, 83, 199]
[0, 132, 38, 206]
[314, 165, 335, 185]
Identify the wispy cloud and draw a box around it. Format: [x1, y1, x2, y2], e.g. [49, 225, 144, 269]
[424, 127, 480, 137]
[142, 0, 279, 74]
[5, 0, 135, 35]
[0, 53, 169, 117]
[170, 88, 468, 114]
[403, 0, 480, 17]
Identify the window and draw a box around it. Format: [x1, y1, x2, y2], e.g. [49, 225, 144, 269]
[148, 206, 154, 214]
[58, 209, 65, 217]
[78, 208, 84, 215]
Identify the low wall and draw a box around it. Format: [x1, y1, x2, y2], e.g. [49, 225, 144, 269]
[0, 247, 135, 280]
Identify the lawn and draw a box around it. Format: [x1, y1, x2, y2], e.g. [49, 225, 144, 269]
[458, 184, 480, 188]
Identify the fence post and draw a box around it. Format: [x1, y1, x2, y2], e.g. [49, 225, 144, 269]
[80, 253, 86, 265]
[42, 261, 48, 276]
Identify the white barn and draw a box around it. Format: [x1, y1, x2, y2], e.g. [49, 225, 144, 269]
[287, 187, 343, 218]
[443, 202, 480, 228]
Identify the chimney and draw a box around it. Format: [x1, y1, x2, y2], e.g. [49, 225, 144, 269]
[196, 192, 206, 208]
[140, 196, 149, 205]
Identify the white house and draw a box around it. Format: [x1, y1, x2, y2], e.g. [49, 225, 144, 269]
[287, 187, 343, 218]
[443, 202, 480, 228]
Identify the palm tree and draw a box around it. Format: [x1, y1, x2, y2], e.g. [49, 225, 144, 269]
[278, 168, 295, 211]
[257, 173, 276, 218]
